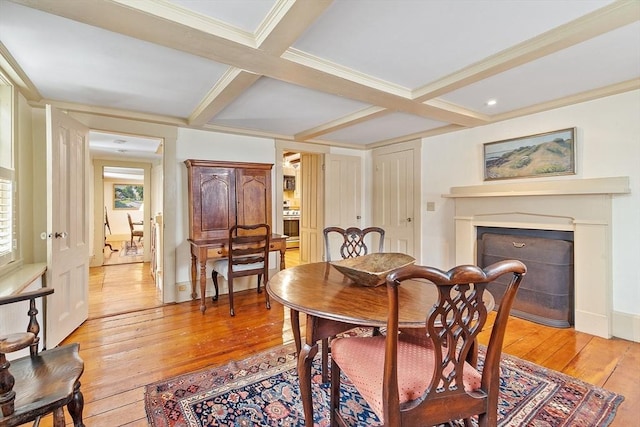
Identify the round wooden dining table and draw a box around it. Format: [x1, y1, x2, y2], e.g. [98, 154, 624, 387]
[267, 261, 494, 426]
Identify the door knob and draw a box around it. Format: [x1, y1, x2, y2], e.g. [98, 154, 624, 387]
[407, 218, 412, 222]
[54, 232, 68, 239]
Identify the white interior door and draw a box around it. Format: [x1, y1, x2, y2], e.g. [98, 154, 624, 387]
[299, 153, 324, 263]
[373, 148, 415, 256]
[325, 154, 362, 227]
[324, 154, 362, 260]
[46, 105, 90, 348]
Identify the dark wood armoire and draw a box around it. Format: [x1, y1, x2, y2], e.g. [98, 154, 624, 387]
[184, 159, 285, 313]
[184, 159, 273, 241]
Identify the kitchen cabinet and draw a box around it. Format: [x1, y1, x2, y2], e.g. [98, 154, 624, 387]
[294, 167, 301, 199]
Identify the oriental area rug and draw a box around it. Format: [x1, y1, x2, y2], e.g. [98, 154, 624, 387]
[145, 342, 623, 427]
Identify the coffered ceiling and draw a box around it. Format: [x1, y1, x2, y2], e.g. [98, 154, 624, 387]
[1, 0, 638, 150]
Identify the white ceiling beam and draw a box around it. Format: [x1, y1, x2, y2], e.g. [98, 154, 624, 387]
[189, 69, 261, 127]
[294, 106, 389, 141]
[12, 0, 483, 127]
[413, 0, 640, 100]
[491, 78, 640, 123]
[366, 124, 467, 149]
[256, 0, 333, 54]
[30, 99, 188, 127]
[190, 0, 333, 127]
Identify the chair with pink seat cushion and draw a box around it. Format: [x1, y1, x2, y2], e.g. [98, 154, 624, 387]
[329, 260, 526, 427]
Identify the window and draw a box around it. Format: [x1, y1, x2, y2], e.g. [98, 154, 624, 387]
[0, 73, 16, 269]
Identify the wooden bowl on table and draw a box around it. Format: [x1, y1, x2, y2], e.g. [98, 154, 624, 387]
[330, 253, 416, 287]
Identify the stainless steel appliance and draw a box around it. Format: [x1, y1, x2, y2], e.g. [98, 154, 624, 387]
[283, 209, 300, 248]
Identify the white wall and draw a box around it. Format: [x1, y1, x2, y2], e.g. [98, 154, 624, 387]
[420, 90, 640, 318]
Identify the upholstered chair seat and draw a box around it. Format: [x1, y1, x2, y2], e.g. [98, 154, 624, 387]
[329, 260, 527, 427]
[331, 334, 482, 423]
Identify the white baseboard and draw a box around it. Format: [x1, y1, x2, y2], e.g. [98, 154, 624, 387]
[612, 311, 640, 342]
[574, 310, 611, 339]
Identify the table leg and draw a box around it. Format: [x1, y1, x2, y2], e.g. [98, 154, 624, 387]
[297, 341, 318, 427]
[291, 309, 301, 355]
[279, 247, 286, 270]
[199, 259, 208, 314]
[190, 254, 197, 299]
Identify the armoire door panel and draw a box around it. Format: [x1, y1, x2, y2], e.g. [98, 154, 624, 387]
[236, 168, 272, 232]
[200, 169, 236, 236]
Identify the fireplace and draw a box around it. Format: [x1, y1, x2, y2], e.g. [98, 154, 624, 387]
[477, 227, 574, 328]
[445, 177, 629, 339]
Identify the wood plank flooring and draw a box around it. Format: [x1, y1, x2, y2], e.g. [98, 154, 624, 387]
[35, 251, 639, 426]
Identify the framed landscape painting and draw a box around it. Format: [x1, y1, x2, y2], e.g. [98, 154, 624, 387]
[484, 128, 576, 181]
[113, 184, 143, 209]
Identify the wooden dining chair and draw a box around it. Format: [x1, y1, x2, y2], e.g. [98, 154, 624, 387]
[0, 288, 85, 427]
[211, 223, 271, 316]
[323, 226, 385, 261]
[294, 226, 386, 382]
[330, 260, 526, 427]
[127, 213, 143, 246]
[103, 206, 118, 252]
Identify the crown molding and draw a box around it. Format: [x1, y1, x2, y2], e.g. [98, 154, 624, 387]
[0, 41, 41, 101]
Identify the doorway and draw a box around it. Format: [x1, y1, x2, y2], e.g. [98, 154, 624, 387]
[276, 141, 328, 264]
[282, 152, 301, 250]
[102, 166, 145, 265]
[89, 131, 164, 317]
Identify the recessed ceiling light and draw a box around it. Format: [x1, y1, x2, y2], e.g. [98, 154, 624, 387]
[485, 99, 497, 107]
[114, 139, 127, 144]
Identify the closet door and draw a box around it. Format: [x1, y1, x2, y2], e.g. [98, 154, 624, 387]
[236, 166, 272, 232]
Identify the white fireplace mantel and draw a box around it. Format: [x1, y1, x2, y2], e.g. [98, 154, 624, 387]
[444, 176, 630, 339]
[443, 176, 630, 199]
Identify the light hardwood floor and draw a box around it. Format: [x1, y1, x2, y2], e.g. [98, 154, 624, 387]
[35, 250, 639, 426]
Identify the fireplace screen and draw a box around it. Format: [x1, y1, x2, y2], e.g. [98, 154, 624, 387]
[478, 228, 574, 328]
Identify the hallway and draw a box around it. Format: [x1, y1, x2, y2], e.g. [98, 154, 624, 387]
[89, 249, 302, 319]
[89, 262, 162, 319]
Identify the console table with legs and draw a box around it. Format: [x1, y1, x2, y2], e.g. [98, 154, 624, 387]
[188, 235, 287, 313]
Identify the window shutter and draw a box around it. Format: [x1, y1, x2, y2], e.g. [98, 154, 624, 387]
[0, 176, 15, 265]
